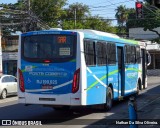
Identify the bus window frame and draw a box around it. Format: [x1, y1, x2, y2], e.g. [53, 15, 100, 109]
[97, 41, 107, 66]
[21, 34, 77, 63]
[107, 42, 116, 65]
[83, 39, 96, 66]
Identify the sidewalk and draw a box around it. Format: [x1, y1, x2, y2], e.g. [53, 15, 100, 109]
[147, 69, 160, 76]
[107, 84, 160, 128]
[137, 97, 160, 120]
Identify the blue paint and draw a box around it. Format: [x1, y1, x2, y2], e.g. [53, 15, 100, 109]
[128, 98, 138, 128]
[21, 60, 76, 94]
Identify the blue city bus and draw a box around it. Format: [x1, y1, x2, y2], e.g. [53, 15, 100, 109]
[18, 29, 150, 110]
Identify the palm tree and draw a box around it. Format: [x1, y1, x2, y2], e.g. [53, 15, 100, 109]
[115, 5, 128, 34]
[115, 5, 128, 26]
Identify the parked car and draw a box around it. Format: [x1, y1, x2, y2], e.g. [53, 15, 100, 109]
[0, 75, 17, 99]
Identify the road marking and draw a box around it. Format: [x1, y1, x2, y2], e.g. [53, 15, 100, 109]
[0, 97, 18, 104]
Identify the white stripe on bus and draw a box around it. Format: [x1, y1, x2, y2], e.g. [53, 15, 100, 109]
[87, 67, 107, 88]
[87, 67, 137, 93]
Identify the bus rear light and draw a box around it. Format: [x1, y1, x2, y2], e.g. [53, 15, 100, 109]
[18, 69, 25, 92]
[44, 60, 51, 63]
[72, 68, 80, 93]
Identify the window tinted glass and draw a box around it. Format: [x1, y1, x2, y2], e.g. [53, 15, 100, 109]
[125, 45, 136, 64]
[136, 46, 141, 63]
[22, 35, 76, 62]
[84, 40, 96, 66]
[130, 46, 136, 63]
[125, 45, 131, 64]
[107, 43, 116, 65]
[97, 42, 107, 65]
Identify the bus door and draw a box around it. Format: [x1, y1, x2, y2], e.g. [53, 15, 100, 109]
[117, 46, 125, 97]
[141, 49, 146, 89]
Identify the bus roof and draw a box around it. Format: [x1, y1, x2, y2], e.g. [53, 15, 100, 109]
[71, 29, 139, 45]
[71, 29, 120, 38]
[21, 29, 139, 45]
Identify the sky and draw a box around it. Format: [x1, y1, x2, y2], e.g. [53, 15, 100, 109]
[0, 0, 140, 25]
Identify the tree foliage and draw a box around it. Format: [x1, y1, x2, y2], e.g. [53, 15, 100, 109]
[115, 5, 128, 27]
[115, 3, 160, 38]
[30, 0, 67, 27]
[0, 0, 117, 35]
[127, 4, 160, 38]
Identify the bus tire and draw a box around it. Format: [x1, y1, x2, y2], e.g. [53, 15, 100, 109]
[104, 87, 113, 111]
[0, 89, 7, 99]
[136, 82, 140, 96]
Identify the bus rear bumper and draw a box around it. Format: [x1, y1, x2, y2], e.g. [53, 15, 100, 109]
[20, 93, 82, 106]
[18, 97, 26, 103]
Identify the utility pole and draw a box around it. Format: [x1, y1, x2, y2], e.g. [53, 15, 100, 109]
[0, 7, 3, 75]
[74, 8, 76, 29]
[28, 0, 30, 15]
[0, 24, 3, 75]
[152, 0, 155, 5]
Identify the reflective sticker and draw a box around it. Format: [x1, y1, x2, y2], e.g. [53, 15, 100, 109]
[127, 72, 137, 78]
[59, 48, 70, 55]
[25, 65, 33, 72]
[27, 78, 31, 83]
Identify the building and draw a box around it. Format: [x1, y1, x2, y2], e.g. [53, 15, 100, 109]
[146, 41, 160, 69]
[129, 27, 160, 71]
[129, 27, 160, 40]
[1, 35, 18, 76]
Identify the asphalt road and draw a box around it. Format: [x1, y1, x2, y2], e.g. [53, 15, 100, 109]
[0, 76, 160, 128]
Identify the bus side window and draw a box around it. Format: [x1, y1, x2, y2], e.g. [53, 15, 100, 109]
[84, 40, 96, 66]
[130, 46, 136, 63]
[97, 42, 107, 65]
[146, 51, 151, 66]
[107, 43, 116, 65]
[125, 45, 132, 64]
[136, 46, 141, 63]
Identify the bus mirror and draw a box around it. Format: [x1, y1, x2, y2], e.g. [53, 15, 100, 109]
[146, 51, 151, 66]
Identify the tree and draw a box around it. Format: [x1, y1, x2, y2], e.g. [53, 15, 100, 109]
[115, 5, 129, 27]
[62, 3, 114, 33]
[0, 0, 67, 34]
[83, 16, 116, 33]
[115, 5, 129, 34]
[0, 3, 28, 35]
[30, 0, 67, 27]
[126, 2, 160, 39]
[62, 2, 90, 29]
[0, 1, 117, 35]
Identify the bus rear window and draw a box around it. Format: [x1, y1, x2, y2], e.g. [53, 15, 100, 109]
[22, 34, 76, 62]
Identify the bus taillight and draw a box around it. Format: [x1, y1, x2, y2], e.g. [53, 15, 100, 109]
[72, 68, 80, 93]
[18, 69, 25, 92]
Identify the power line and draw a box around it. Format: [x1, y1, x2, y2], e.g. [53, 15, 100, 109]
[89, 0, 133, 9]
[87, 0, 114, 6]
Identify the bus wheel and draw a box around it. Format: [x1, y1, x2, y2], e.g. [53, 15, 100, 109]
[136, 82, 140, 96]
[0, 89, 7, 99]
[104, 87, 113, 111]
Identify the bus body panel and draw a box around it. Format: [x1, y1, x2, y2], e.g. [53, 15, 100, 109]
[86, 66, 106, 105]
[18, 31, 82, 106]
[124, 64, 139, 95]
[21, 61, 75, 94]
